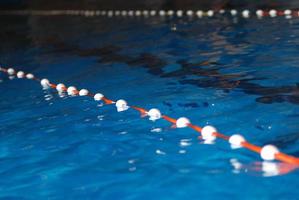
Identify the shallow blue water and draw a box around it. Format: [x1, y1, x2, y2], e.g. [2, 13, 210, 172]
[0, 15, 299, 199]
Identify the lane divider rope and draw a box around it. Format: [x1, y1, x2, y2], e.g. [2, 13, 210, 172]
[1, 66, 299, 166]
[0, 9, 298, 19]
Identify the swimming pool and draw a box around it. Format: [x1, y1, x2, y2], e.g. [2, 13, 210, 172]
[0, 11, 299, 199]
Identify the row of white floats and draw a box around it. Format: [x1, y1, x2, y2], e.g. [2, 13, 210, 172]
[84, 9, 294, 18]
[1, 9, 297, 19]
[2, 67, 282, 162]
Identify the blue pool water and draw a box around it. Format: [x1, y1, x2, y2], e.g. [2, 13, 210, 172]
[0, 14, 299, 199]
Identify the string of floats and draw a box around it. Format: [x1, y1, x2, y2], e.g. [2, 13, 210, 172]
[1, 9, 299, 19]
[1, 66, 299, 166]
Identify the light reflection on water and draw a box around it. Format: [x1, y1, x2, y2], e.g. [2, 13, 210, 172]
[230, 158, 299, 177]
